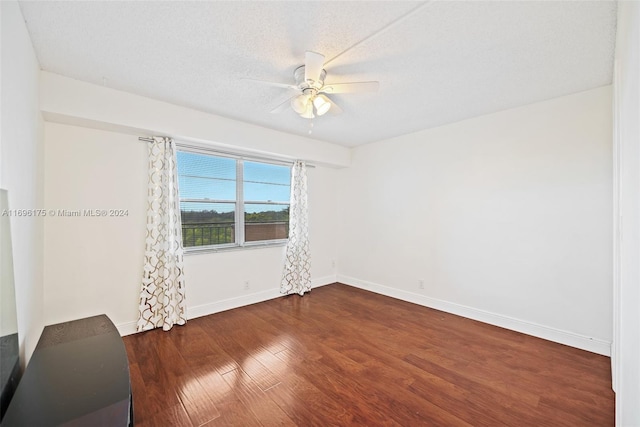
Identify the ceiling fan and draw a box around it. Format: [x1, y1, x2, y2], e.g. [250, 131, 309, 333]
[245, 51, 380, 119]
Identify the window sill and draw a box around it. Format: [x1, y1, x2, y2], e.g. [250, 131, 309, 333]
[184, 240, 287, 256]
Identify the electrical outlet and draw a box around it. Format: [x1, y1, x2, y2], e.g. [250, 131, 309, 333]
[244, 280, 250, 290]
[331, 260, 336, 269]
[418, 280, 425, 290]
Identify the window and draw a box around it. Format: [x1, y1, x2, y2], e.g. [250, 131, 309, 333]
[176, 148, 291, 250]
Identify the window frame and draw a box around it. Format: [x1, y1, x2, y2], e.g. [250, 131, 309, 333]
[176, 144, 291, 254]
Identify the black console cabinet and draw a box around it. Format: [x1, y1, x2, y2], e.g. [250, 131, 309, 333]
[1, 315, 132, 426]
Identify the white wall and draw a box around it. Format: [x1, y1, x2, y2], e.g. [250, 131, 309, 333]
[43, 123, 147, 329]
[43, 122, 338, 334]
[0, 1, 44, 363]
[337, 86, 612, 355]
[612, 2, 640, 425]
[39, 72, 350, 168]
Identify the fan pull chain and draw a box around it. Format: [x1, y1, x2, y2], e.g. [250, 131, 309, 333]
[308, 121, 314, 135]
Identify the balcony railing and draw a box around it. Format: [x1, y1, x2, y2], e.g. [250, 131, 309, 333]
[182, 222, 234, 247]
[182, 222, 288, 247]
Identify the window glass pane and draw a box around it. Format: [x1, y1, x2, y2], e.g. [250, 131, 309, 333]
[176, 150, 292, 249]
[245, 203, 289, 242]
[180, 202, 235, 247]
[177, 151, 236, 200]
[244, 161, 290, 185]
[244, 182, 290, 202]
[243, 161, 290, 202]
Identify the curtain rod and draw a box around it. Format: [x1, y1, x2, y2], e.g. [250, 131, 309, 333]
[138, 137, 316, 168]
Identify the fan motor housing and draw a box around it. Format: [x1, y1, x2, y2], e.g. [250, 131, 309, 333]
[294, 66, 326, 90]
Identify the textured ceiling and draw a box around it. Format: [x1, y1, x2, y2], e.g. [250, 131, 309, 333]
[19, 1, 617, 147]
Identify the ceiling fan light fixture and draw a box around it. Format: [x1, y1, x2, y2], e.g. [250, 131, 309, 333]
[300, 102, 315, 119]
[313, 94, 332, 116]
[250, 51, 378, 119]
[291, 94, 309, 114]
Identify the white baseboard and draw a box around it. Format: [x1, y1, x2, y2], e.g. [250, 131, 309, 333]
[337, 275, 611, 356]
[116, 321, 138, 336]
[312, 274, 338, 288]
[117, 274, 611, 357]
[116, 274, 337, 336]
[187, 288, 282, 320]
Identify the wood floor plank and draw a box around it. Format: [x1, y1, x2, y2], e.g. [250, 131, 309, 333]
[125, 283, 614, 426]
[125, 330, 183, 412]
[154, 331, 222, 426]
[264, 369, 360, 426]
[186, 361, 263, 427]
[127, 362, 153, 426]
[220, 368, 296, 427]
[135, 402, 193, 427]
[201, 327, 282, 392]
[176, 374, 221, 427]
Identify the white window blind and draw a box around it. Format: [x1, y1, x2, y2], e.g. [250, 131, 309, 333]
[176, 149, 291, 250]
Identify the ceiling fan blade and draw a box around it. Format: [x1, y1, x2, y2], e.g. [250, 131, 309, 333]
[241, 78, 298, 91]
[270, 95, 298, 114]
[304, 51, 325, 82]
[321, 81, 380, 94]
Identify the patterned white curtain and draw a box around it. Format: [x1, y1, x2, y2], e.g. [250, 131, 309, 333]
[281, 161, 311, 295]
[137, 137, 187, 332]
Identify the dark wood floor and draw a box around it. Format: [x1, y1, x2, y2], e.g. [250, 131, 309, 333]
[123, 283, 614, 426]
